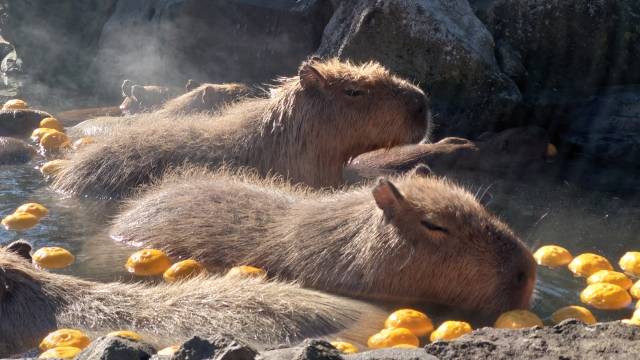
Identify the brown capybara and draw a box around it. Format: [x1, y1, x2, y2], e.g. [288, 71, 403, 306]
[52, 58, 430, 198]
[110, 165, 536, 316]
[119, 79, 181, 115]
[0, 137, 36, 164]
[0, 109, 53, 137]
[344, 126, 551, 182]
[0, 241, 385, 357]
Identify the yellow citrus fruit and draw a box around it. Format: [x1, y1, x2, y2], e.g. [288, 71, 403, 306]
[125, 249, 172, 276]
[226, 265, 266, 278]
[568, 253, 613, 277]
[331, 341, 358, 354]
[622, 318, 640, 326]
[16, 202, 49, 219]
[550, 306, 596, 325]
[39, 346, 82, 359]
[494, 310, 543, 329]
[429, 321, 473, 342]
[41, 159, 69, 176]
[3, 99, 28, 110]
[107, 330, 142, 341]
[39, 117, 64, 132]
[587, 270, 633, 290]
[636, 299, 640, 309]
[533, 245, 573, 267]
[2, 211, 40, 230]
[163, 259, 206, 282]
[40, 131, 71, 151]
[619, 252, 640, 277]
[392, 344, 418, 349]
[157, 345, 180, 356]
[633, 309, 640, 321]
[72, 137, 96, 150]
[367, 328, 420, 349]
[384, 309, 434, 337]
[31, 127, 58, 141]
[39, 329, 90, 351]
[33, 247, 75, 269]
[629, 280, 640, 299]
[580, 283, 632, 310]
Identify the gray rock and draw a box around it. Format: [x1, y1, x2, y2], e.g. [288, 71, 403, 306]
[1, 50, 21, 74]
[171, 335, 258, 360]
[261, 340, 343, 360]
[77, 335, 156, 360]
[317, 0, 521, 138]
[345, 348, 437, 360]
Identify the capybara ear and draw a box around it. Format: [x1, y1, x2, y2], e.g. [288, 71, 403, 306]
[299, 62, 327, 90]
[121, 79, 134, 97]
[372, 178, 405, 221]
[186, 79, 200, 92]
[411, 164, 433, 177]
[131, 85, 146, 102]
[6, 240, 32, 262]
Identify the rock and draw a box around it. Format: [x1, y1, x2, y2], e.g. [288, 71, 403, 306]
[1, 50, 22, 75]
[77, 335, 156, 360]
[424, 319, 640, 359]
[0, 35, 15, 65]
[344, 348, 437, 360]
[0, 109, 52, 137]
[262, 340, 342, 360]
[317, 0, 521, 138]
[171, 335, 258, 360]
[0, 137, 36, 165]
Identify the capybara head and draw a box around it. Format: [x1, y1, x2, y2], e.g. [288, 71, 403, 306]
[161, 83, 253, 115]
[119, 80, 173, 115]
[365, 165, 536, 315]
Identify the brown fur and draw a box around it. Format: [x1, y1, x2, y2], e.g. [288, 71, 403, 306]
[119, 79, 182, 115]
[0, 109, 53, 137]
[0, 137, 36, 164]
[0, 245, 386, 357]
[53, 58, 430, 198]
[110, 167, 536, 316]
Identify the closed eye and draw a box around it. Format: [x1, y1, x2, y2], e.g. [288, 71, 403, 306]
[420, 220, 448, 233]
[344, 88, 366, 97]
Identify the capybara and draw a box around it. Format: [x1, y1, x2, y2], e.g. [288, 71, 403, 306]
[155, 82, 255, 117]
[0, 241, 385, 357]
[119, 79, 181, 115]
[53, 58, 430, 198]
[0, 109, 53, 137]
[0, 137, 36, 164]
[110, 166, 536, 316]
[344, 126, 550, 182]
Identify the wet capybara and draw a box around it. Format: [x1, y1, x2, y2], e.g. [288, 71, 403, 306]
[119, 79, 181, 115]
[53, 58, 430, 198]
[344, 126, 550, 182]
[0, 241, 385, 357]
[0, 109, 53, 137]
[111, 166, 536, 316]
[0, 137, 36, 164]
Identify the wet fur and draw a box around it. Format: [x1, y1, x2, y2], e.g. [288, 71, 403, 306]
[0, 137, 36, 164]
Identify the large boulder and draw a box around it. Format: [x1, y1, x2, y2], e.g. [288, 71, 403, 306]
[317, 0, 521, 138]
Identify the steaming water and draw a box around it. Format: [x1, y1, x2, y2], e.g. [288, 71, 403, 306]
[0, 155, 638, 327]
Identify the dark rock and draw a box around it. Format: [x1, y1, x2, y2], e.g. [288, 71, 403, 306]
[0, 137, 35, 165]
[171, 335, 258, 360]
[0, 109, 52, 137]
[262, 340, 343, 360]
[345, 348, 437, 360]
[1, 50, 22, 75]
[76, 335, 156, 360]
[318, 0, 521, 138]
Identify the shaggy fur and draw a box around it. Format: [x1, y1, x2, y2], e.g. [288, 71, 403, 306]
[0, 109, 53, 138]
[53, 58, 430, 198]
[0, 246, 386, 357]
[0, 137, 36, 164]
[111, 167, 536, 316]
[119, 80, 181, 115]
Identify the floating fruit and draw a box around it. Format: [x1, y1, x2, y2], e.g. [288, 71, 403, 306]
[31, 127, 58, 141]
[40, 131, 71, 151]
[33, 247, 75, 269]
[568, 253, 613, 277]
[2, 212, 39, 230]
[39, 329, 90, 351]
[39, 346, 82, 359]
[637, 300, 640, 309]
[125, 249, 172, 276]
[157, 345, 180, 356]
[330, 341, 358, 354]
[367, 328, 420, 349]
[533, 245, 573, 267]
[580, 283, 632, 310]
[384, 309, 434, 337]
[546, 143, 558, 157]
[550, 306, 596, 325]
[587, 270, 633, 290]
[40, 159, 68, 176]
[429, 321, 473, 342]
[107, 330, 142, 341]
[619, 252, 640, 277]
[72, 137, 96, 150]
[3, 99, 28, 110]
[226, 265, 266, 278]
[39, 117, 64, 132]
[631, 280, 640, 299]
[494, 310, 543, 329]
[16, 202, 49, 219]
[163, 259, 206, 282]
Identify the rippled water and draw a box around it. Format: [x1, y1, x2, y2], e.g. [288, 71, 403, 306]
[1, 155, 638, 326]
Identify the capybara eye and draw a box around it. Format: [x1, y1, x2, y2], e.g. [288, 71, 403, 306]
[344, 88, 365, 97]
[420, 220, 448, 233]
[516, 271, 527, 285]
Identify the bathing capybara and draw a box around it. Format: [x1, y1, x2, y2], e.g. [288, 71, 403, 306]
[0, 109, 53, 137]
[53, 58, 430, 198]
[0, 241, 385, 357]
[0, 137, 36, 164]
[111, 166, 536, 316]
[344, 126, 550, 182]
[119, 79, 181, 115]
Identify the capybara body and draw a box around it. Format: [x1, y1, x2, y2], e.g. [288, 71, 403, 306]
[119, 79, 181, 115]
[344, 126, 550, 182]
[0, 244, 385, 357]
[0, 109, 53, 137]
[53, 58, 430, 198]
[111, 167, 536, 316]
[0, 137, 36, 164]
